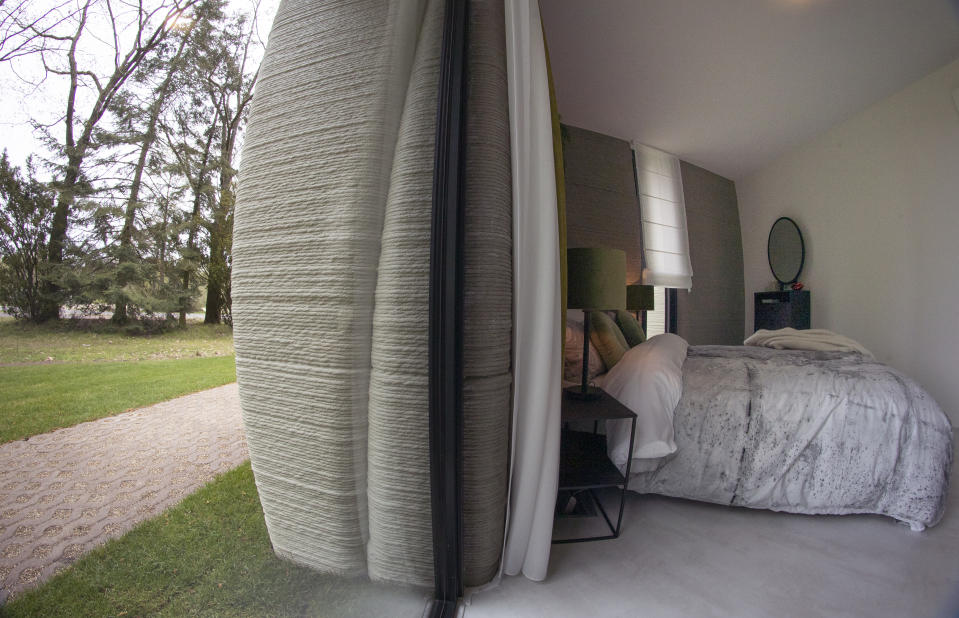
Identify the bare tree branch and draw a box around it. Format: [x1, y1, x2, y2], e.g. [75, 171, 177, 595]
[0, 0, 81, 63]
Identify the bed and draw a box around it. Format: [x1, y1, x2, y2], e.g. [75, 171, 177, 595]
[589, 333, 954, 531]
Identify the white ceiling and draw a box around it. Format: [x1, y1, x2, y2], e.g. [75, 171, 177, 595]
[539, 0, 959, 180]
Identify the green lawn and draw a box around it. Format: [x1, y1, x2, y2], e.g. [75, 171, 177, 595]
[0, 318, 234, 364]
[2, 463, 428, 617]
[0, 356, 237, 444]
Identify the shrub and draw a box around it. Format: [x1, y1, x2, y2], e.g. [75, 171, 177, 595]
[0, 153, 56, 322]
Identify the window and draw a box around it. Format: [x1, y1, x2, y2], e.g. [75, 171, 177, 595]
[644, 286, 667, 337]
[632, 143, 693, 291]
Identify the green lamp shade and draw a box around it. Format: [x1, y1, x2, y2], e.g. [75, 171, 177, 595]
[566, 248, 627, 310]
[626, 284, 655, 311]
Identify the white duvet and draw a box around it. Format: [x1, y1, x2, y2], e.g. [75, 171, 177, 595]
[595, 334, 687, 469]
[602, 340, 953, 529]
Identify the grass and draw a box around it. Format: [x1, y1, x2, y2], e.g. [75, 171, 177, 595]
[0, 318, 234, 364]
[0, 317, 237, 442]
[1, 463, 428, 617]
[0, 356, 237, 444]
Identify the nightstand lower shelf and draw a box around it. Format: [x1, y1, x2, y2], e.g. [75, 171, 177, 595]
[553, 420, 636, 544]
[554, 488, 623, 544]
[558, 430, 625, 489]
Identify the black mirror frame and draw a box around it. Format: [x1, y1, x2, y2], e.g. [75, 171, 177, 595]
[767, 216, 805, 286]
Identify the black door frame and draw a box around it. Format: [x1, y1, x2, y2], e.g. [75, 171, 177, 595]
[427, 0, 468, 615]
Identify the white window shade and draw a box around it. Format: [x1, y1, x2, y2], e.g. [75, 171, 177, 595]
[632, 143, 693, 290]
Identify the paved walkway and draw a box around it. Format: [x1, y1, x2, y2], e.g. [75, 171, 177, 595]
[0, 383, 247, 602]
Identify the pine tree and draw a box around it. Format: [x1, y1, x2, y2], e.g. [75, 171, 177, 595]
[0, 152, 56, 322]
[1, 0, 199, 321]
[110, 6, 213, 323]
[191, 5, 260, 324]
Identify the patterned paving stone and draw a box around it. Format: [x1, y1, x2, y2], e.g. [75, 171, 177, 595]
[0, 383, 246, 603]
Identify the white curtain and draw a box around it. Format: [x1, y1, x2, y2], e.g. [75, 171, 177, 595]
[501, 0, 563, 582]
[633, 143, 694, 290]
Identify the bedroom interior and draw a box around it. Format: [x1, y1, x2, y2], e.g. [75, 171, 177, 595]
[230, 0, 958, 616]
[466, 0, 959, 616]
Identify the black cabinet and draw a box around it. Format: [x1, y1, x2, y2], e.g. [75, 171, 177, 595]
[554, 388, 637, 544]
[754, 290, 810, 331]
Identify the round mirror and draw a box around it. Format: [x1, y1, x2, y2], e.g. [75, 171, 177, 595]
[767, 217, 805, 285]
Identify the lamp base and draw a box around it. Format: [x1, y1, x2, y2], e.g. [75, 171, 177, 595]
[564, 385, 603, 401]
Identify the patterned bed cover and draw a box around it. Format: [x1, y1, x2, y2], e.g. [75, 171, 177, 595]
[629, 345, 953, 529]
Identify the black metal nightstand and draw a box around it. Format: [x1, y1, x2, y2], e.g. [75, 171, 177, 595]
[553, 387, 637, 544]
[754, 290, 810, 331]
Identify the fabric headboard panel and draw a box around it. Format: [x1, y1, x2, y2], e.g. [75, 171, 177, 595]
[562, 125, 643, 284]
[675, 161, 745, 344]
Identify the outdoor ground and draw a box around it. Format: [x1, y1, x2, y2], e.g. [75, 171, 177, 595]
[0, 318, 236, 444]
[0, 317, 234, 364]
[0, 318, 428, 615]
[2, 463, 427, 617]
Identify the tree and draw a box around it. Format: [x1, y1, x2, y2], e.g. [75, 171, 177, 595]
[192, 3, 260, 324]
[0, 152, 55, 322]
[110, 10, 205, 323]
[1, 0, 199, 321]
[164, 108, 219, 326]
[0, 0, 83, 63]
[2, 0, 273, 326]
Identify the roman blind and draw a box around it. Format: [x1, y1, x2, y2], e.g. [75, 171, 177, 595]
[632, 143, 693, 290]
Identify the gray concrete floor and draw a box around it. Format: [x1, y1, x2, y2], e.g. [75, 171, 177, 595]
[465, 433, 959, 618]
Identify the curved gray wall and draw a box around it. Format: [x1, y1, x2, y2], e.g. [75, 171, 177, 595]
[233, 0, 512, 588]
[232, 0, 440, 584]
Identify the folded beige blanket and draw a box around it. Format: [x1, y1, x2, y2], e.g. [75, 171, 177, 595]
[744, 327, 874, 358]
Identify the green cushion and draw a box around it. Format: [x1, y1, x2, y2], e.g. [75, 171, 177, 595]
[588, 311, 630, 369]
[615, 310, 647, 347]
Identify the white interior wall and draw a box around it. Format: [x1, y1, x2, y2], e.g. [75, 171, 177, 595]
[737, 57, 959, 423]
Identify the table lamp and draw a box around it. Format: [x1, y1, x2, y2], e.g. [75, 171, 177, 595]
[626, 284, 655, 321]
[566, 247, 626, 400]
